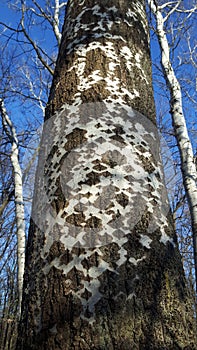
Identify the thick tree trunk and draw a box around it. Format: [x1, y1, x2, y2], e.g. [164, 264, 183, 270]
[17, 0, 197, 349]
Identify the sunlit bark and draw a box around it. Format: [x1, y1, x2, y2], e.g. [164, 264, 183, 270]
[17, 0, 197, 349]
[0, 98, 25, 317]
[148, 0, 197, 297]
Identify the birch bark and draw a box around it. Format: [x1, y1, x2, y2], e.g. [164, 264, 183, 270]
[148, 0, 197, 295]
[0, 99, 25, 317]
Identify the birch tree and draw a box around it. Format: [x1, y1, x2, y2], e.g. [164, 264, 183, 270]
[0, 99, 25, 317]
[148, 0, 197, 296]
[17, 0, 196, 349]
[0, 3, 69, 348]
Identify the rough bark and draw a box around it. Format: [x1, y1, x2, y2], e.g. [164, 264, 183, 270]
[17, 1, 197, 349]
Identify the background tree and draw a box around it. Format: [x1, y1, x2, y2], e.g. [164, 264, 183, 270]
[17, 0, 196, 349]
[0, 98, 25, 318]
[148, 1, 197, 304]
[148, 0, 197, 293]
[0, 2, 67, 348]
[0, 127, 18, 350]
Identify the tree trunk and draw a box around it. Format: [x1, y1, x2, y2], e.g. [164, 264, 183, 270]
[17, 0, 197, 349]
[148, 0, 197, 297]
[0, 99, 25, 318]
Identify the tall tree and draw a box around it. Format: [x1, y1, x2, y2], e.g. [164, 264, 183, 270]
[148, 0, 197, 298]
[0, 98, 25, 317]
[17, 0, 196, 349]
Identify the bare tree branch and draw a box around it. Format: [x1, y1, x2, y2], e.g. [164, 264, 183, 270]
[20, 1, 54, 76]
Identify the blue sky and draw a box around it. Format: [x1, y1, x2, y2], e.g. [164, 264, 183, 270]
[0, 1, 16, 23]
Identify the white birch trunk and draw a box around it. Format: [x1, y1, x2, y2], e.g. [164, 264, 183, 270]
[0, 99, 26, 317]
[148, 0, 197, 293]
[53, 0, 62, 46]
